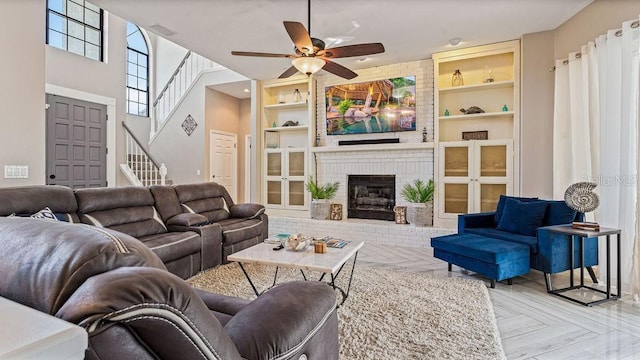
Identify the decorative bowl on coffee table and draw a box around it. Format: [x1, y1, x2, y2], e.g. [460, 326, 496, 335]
[285, 234, 312, 252]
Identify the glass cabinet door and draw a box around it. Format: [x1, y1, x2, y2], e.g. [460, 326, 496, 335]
[287, 181, 305, 207]
[266, 181, 282, 205]
[479, 184, 506, 212]
[479, 145, 507, 177]
[444, 183, 469, 214]
[288, 151, 305, 177]
[266, 152, 282, 177]
[444, 146, 469, 177]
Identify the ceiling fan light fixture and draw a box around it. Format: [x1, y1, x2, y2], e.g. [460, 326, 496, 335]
[292, 57, 325, 75]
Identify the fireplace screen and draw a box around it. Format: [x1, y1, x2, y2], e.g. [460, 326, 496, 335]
[348, 175, 395, 221]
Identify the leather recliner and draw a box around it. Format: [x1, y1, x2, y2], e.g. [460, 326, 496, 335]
[0, 218, 339, 359]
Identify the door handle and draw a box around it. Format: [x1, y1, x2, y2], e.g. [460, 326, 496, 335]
[49, 174, 56, 179]
[212, 175, 216, 179]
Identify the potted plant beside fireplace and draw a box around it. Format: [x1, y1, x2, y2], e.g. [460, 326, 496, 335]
[401, 179, 435, 227]
[305, 176, 340, 220]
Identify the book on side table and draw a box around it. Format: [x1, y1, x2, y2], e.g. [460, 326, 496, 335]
[572, 221, 600, 231]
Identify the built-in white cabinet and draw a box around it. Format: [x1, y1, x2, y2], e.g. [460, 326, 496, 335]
[264, 148, 308, 210]
[438, 140, 513, 219]
[259, 76, 314, 215]
[433, 40, 520, 227]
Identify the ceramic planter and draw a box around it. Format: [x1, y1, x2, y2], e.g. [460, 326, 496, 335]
[310, 199, 330, 220]
[407, 201, 433, 227]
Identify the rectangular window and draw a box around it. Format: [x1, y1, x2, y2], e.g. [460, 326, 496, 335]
[46, 0, 103, 62]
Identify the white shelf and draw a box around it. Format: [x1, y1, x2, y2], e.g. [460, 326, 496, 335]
[264, 125, 309, 132]
[312, 142, 434, 153]
[264, 102, 308, 110]
[439, 111, 514, 120]
[439, 80, 514, 94]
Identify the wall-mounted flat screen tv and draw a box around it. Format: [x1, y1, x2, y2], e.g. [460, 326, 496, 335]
[325, 76, 416, 135]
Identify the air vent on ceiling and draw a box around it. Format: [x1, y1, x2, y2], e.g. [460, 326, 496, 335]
[148, 24, 176, 37]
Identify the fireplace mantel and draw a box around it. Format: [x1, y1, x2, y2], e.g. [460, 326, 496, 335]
[311, 142, 434, 154]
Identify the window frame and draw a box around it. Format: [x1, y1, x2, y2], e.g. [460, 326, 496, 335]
[46, 0, 104, 62]
[126, 23, 150, 117]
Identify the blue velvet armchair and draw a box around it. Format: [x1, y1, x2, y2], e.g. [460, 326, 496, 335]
[457, 196, 599, 290]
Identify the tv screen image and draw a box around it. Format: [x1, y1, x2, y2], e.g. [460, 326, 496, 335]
[325, 76, 416, 135]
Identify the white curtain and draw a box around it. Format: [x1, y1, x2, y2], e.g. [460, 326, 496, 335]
[553, 16, 640, 298]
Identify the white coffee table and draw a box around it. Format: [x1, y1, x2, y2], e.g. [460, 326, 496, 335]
[227, 240, 364, 305]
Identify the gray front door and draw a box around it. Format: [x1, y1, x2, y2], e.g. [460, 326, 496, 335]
[46, 94, 107, 188]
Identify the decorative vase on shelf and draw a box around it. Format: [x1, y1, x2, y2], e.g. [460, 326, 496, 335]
[452, 70, 464, 87]
[483, 66, 494, 83]
[293, 89, 302, 103]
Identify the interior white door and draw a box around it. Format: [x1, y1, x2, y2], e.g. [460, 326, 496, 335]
[210, 131, 237, 200]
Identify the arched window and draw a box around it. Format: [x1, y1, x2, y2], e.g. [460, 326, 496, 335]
[126, 22, 149, 116]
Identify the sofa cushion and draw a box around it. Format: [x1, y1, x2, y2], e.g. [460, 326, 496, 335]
[542, 200, 578, 226]
[430, 234, 530, 264]
[0, 185, 79, 222]
[0, 218, 166, 315]
[218, 218, 264, 245]
[229, 204, 265, 220]
[494, 195, 539, 225]
[138, 231, 201, 263]
[465, 227, 539, 254]
[497, 198, 547, 236]
[75, 187, 168, 238]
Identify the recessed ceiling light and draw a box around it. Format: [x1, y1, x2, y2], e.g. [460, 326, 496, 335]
[357, 57, 369, 62]
[243, 88, 250, 93]
[448, 37, 462, 46]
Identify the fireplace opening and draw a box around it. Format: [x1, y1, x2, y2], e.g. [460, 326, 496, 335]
[348, 175, 395, 221]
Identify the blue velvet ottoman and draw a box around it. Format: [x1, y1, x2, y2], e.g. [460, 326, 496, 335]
[431, 233, 530, 288]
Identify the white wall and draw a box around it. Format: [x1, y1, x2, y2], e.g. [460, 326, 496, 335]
[147, 33, 188, 98]
[520, 31, 555, 198]
[149, 69, 247, 184]
[0, 0, 46, 186]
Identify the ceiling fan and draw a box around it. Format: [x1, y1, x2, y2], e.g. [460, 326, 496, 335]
[231, 0, 384, 80]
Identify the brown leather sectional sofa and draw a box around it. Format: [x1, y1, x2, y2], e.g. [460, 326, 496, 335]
[0, 182, 268, 279]
[0, 217, 339, 359]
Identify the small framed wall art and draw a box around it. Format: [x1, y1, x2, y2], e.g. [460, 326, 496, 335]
[462, 130, 488, 141]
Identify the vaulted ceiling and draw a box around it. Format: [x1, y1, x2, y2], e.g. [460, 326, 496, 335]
[92, 0, 592, 81]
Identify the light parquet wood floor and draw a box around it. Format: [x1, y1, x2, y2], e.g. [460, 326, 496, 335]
[357, 244, 640, 360]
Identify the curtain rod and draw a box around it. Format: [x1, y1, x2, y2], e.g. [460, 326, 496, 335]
[549, 19, 639, 71]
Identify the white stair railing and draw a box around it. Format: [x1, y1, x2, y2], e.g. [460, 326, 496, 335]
[122, 123, 166, 186]
[152, 51, 220, 133]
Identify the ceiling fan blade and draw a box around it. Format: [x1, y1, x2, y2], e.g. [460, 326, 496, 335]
[231, 51, 293, 58]
[322, 60, 358, 80]
[278, 65, 300, 79]
[283, 21, 313, 54]
[318, 43, 385, 58]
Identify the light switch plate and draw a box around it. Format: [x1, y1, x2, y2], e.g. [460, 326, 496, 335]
[4, 165, 29, 179]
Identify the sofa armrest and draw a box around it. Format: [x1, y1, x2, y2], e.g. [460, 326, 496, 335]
[57, 267, 243, 360]
[458, 212, 496, 233]
[535, 226, 599, 274]
[193, 288, 250, 317]
[168, 223, 223, 269]
[229, 203, 265, 219]
[224, 281, 338, 360]
[166, 213, 209, 227]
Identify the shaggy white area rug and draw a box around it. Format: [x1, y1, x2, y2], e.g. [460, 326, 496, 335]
[188, 263, 505, 360]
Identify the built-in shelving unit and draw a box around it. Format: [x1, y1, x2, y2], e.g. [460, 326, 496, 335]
[258, 76, 315, 216]
[433, 40, 520, 228]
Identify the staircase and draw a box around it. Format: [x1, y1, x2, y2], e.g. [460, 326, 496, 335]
[121, 123, 170, 186]
[121, 50, 222, 186]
